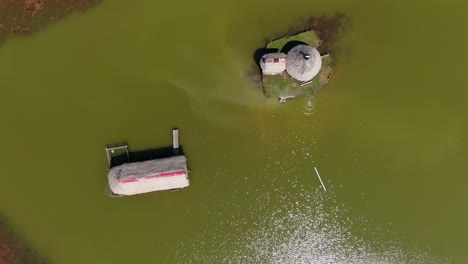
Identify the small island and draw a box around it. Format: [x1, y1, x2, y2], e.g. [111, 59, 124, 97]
[258, 30, 335, 103]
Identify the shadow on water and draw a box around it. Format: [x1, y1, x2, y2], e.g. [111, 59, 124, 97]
[109, 145, 185, 168]
[253, 48, 279, 67]
[280, 40, 308, 53]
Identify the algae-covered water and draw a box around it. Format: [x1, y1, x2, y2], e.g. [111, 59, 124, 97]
[1, 0, 468, 263]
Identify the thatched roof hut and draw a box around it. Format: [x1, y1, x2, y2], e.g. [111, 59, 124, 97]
[108, 155, 189, 196]
[286, 45, 322, 82]
[260, 53, 287, 76]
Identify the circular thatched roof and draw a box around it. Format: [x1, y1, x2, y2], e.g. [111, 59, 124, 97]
[286, 45, 322, 82]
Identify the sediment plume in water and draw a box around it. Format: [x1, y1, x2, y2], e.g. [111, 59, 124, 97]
[310, 13, 349, 54]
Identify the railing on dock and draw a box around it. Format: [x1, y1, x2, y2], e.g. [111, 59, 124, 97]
[105, 145, 129, 168]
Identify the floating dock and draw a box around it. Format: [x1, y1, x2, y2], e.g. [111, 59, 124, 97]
[105, 129, 189, 196]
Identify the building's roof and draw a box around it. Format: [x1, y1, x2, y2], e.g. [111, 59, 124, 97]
[260, 53, 287, 75]
[108, 155, 189, 195]
[286, 45, 322, 82]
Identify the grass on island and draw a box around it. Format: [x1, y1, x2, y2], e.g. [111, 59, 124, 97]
[263, 73, 300, 97]
[262, 72, 320, 98]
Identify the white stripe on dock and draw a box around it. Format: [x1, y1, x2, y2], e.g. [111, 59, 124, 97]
[314, 167, 327, 192]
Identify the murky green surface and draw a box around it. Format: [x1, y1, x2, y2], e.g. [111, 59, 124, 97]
[1, 0, 468, 263]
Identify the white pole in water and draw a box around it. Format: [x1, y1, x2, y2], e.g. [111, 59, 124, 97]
[314, 167, 327, 192]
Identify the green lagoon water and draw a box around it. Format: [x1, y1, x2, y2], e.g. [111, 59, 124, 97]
[1, 0, 468, 263]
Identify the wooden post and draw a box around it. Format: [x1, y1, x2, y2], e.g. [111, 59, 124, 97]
[173, 129, 180, 155]
[105, 148, 112, 167]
